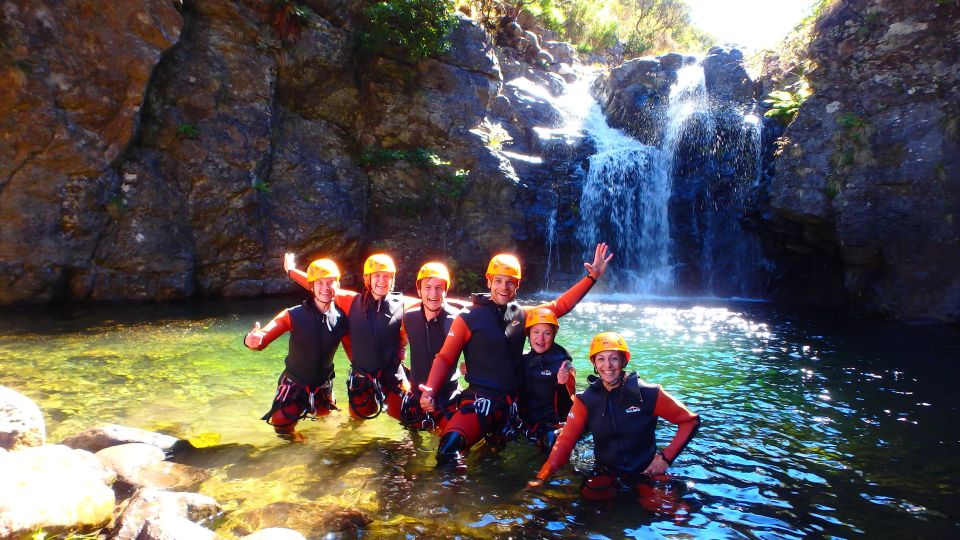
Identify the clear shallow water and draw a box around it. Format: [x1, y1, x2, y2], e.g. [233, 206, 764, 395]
[1, 297, 958, 538]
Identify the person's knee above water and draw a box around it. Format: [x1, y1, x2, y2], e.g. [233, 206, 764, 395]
[420, 243, 614, 465]
[400, 261, 463, 431]
[528, 332, 701, 500]
[285, 252, 410, 421]
[520, 307, 576, 453]
[243, 258, 347, 439]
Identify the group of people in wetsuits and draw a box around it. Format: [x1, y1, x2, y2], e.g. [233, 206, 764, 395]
[244, 243, 701, 503]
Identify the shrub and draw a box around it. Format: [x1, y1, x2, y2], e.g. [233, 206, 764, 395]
[763, 80, 811, 124]
[469, 118, 513, 151]
[359, 0, 458, 61]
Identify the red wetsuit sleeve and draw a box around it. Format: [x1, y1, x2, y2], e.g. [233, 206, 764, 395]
[565, 370, 577, 396]
[246, 310, 291, 350]
[529, 275, 595, 318]
[653, 389, 701, 463]
[537, 397, 588, 480]
[425, 315, 472, 391]
[398, 320, 408, 364]
[289, 268, 310, 291]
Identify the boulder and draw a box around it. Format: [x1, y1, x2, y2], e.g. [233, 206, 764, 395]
[0, 386, 45, 450]
[136, 515, 221, 540]
[0, 445, 115, 538]
[112, 488, 222, 540]
[543, 41, 576, 65]
[61, 424, 188, 454]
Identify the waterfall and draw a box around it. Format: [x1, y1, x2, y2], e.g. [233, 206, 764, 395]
[518, 59, 771, 298]
[570, 61, 769, 298]
[573, 64, 712, 295]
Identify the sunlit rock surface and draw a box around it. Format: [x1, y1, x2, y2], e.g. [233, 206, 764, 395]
[0, 445, 116, 538]
[62, 423, 188, 454]
[763, 0, 960, 322]
[111, 488, 222, 540]
[0, 0, 183, 304]
[0, 385, 45, 450]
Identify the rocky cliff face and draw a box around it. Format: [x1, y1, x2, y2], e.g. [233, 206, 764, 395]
[0, 0, 578, 302]
[762, 0, 960, 322]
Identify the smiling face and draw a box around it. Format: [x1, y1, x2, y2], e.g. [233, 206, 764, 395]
[418, 277, 447, 311]
[528, 323, 556, 354]
[487, 274, 519, 305]
[365, 271, 394, 299]
[592, 350, 624, 387]
[312, 277, 339, 305]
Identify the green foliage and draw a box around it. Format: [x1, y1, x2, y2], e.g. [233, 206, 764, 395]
[763, 81, 811, 124]
[557, 0, 707, 56]
[836, 112, 867, 133]
[469, 118, 513, 151]
[824, 178, 841, 199]
[253, 180, 271, 194]
[360, 147, 449, 168]
[359, 0, 458, 61]
[454, 267, 482, 292]
[106, 195, 127, 219]
[831, 110, 874, 174]
[176, 123, 199, 139]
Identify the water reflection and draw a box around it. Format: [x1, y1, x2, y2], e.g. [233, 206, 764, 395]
[1, 298, 958, 537]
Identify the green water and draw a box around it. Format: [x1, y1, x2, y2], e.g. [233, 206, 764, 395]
[1, 297, 958, 538]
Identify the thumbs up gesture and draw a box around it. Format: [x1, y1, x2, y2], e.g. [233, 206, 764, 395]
[557, 360, 574, 385]
[245, 321, 265, 349]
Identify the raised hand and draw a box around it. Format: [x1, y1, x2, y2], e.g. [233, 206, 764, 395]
[244, 321, 265, 349]
[283, 252, 297, 273]
[557, 360, 574, 385]
[584, 242, 613, 278]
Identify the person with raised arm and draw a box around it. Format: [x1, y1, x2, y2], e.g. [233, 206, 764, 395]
[286, 252, 409, 421]
[420, 243, 613, 466]
[528, 332, 700, 503]
[244, 258, 347, 440]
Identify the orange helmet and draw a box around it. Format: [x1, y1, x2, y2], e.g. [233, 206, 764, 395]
[416, 261, 451, 288]
[486, 253, 522, 280]
[524, 307, 559, 334]
[306, 259, 341, 281]
[588, 332, 630, 365]
[363, 253, 397, 275]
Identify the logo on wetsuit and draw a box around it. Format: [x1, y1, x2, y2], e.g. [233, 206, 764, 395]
[540, 369, 552, 376]
[625, 406, 642, 414]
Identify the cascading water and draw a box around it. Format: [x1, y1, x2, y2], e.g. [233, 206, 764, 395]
[574, 64, 713, 295]
[527, 57, 770, 298]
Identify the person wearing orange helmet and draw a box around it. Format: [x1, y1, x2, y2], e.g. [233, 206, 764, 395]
[397, 262, 463, 431]
[244, 258, 348, 440]
[528, 332, 700, 503]
[285, 252, 409, 421]
[420, 242, 613, 466]
[520, 307, 575, 453]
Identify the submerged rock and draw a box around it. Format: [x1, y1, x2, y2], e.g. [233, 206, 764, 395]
[225, 502, 371, 537]
[62, 423, 191, 455]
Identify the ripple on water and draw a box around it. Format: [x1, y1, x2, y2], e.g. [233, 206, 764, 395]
[1, 299, 959, 537]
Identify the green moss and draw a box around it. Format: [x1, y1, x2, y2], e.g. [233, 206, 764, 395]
[176, 123, 199, 139]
